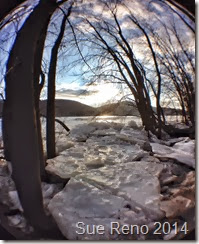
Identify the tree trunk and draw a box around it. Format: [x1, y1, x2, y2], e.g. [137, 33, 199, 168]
[33, 18, 52, 180]
[46, 13, 68, 159]
[3, 0, 61, 230]
[167, 0, 195, 17]
[136, 96, 157, 134]
[2, 101, 11, 161]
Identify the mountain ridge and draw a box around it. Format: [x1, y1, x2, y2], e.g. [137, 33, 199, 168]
[0, 99, 181, 117]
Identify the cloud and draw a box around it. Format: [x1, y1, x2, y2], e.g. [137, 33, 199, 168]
[56, 88, 98, 97]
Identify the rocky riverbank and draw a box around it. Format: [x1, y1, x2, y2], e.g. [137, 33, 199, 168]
[0, 121, 195, 240]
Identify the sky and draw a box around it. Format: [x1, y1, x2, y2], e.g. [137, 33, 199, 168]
[52, 0, 195, 108]
[55, 81, 122, 107]
[0, 0, 195, 109]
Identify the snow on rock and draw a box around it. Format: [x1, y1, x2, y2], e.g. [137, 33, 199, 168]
[151, 142, 195, 168]
[48, 160, 164, 240]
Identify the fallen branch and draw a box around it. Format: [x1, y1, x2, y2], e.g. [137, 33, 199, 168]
[40, 114, 70, 134]
[54, 118, 70, 133]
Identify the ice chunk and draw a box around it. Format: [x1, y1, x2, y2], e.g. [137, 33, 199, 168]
[151, 142, 195, 168]
[48, 160, 165, 240]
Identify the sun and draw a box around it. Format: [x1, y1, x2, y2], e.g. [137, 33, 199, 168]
[80, 83, 122, 107]
[56, 82, 122, 107]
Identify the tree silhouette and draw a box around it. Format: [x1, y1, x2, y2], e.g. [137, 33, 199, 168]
[2, 0, 67, 234]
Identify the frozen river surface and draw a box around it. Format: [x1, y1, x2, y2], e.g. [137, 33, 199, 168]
[52, 115, 142, 130]
[0, 116, 195, 240]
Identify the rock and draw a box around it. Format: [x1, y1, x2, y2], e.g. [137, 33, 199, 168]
[161, 175, 179, 185]
[160, 195, 194, 218]
[7, 215, 22, 227]
[181, 171, 195, 187]
[160, 171, 195, 220]
[0, 160, 9, 176]
[8, 191, 23, 212]
[142, 142, 152, 152]
[0, 175, 16, 207]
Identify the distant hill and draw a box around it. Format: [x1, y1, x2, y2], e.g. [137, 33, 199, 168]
[40, 99, 97, 117]
[97, 101, 140, 116]
[39, 100, 140, 117]
[0, 99, 181, 117]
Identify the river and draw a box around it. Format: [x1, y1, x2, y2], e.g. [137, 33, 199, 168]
[0, 115, 182, 137]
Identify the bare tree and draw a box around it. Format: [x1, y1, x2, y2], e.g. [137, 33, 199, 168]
[0, 0, 27, 22]
[126, 7, 164, 138]
[166, 0, 195, 19]
[151, 19, 195, 127]
[65, 0, 194, 137]
[67, 3, 161, 135]
[46, 5, 72, 159]
[156, 0, 195, 32]
[2, 0, 67, 233]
